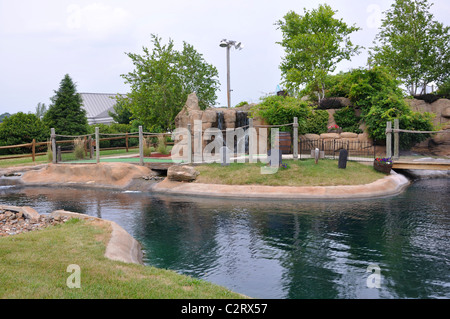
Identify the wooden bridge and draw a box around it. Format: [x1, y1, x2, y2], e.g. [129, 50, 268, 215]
[385, 120, 449, 171]
[392, 159, 450, 170]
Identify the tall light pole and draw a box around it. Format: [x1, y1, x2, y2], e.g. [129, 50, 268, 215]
[219, 39, 243, 108]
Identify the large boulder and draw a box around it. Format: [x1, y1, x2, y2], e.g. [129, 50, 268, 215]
[442, 107, 450, 118]
[174, 92, 201, 128]
[340, 132, 358, 139]
[320, 133, 341, 140]
[167, 165, 199, 182]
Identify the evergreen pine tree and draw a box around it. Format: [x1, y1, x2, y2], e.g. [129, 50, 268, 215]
[44, 74, 89, 135]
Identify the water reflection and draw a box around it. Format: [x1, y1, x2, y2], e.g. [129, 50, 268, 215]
[0, 179, 448, 299]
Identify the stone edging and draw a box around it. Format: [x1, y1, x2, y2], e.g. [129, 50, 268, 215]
[50, 211, 143, 265]
[152, 171, 410, 200]
[0, 206, 143, 265]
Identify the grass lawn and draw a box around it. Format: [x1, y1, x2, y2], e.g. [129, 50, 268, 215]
[0, 218, 246, 299]
[195, 159, 386, 187]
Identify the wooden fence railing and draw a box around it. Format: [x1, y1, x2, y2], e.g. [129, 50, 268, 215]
[0, 139, 49, 162]
[0, 132, 175, 163]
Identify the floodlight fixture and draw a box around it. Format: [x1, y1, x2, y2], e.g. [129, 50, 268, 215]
[219, 39, 243, 107]
[219, 39, 229, 48]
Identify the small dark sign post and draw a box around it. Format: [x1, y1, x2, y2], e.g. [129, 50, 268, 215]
[338, 149, 348, 169]
[268, 148, 282, 167]
[220, 146, 230, 166]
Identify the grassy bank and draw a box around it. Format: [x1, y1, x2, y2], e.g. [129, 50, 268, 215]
[0, 218, 246, 299]
[195, 159, 386, 187]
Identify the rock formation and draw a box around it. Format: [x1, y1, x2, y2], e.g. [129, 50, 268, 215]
[174, 93, 266, 154]
[167, 165, 200, 182]
[406, 98, 450, 156]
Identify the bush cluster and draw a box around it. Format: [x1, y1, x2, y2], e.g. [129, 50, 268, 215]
[333, 106, 362, 134]
[249, 95, 328, 135]
[304, 110, 329, 135]
[0, 112, 49, 155]
[326, 67, 434, 148]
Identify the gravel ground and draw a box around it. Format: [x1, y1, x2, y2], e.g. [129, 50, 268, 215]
[0, 208, 68, 237]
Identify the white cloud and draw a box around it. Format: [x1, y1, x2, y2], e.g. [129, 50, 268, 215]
[65, 3, 132, 40]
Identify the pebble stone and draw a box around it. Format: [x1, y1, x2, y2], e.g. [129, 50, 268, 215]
[0, 209, 68, 237]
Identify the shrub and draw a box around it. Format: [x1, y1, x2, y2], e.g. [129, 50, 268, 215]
[325, 72, 353, 98]
[156, 135, 169, 155]
[143, 137, 152, 156]
[338, 67, 434, 148]
[235, 101, 249, 108]
[304, 110, 329, 134]
[73, 138, 85, 160]
[47, 140, 53, 162]
[0, 112, 49, 155]
[249, 95, 310, 133]
[333, 106, 362, 133]
[363, 94, 434, 147]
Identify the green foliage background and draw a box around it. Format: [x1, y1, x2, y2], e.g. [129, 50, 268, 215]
[327, 67, 434, 147]
[249, 95, 328, 135]
[0, 112, 49, 154]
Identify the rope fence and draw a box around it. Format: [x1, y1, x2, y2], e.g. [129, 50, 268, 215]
[391, 129, 447, 134]
[48, 126, 177, 165]
[8, 117, 440, 165]
[385, 119, 448, 159]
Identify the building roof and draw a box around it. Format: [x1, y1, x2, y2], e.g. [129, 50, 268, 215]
[80, 93, 120, 124]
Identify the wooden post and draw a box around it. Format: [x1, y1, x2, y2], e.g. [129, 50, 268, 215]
[293, 117, 298, 160]
[83, 136, 88, 157]
[57, 146, 62, 162]
[187, 124, 192, 164]
[88, 136, 93, 159]
[139, 126, 144, 166]
[125, 133, 129, 152]
[51, 128, 57, 164]
[95, 127, 100, 164]
[249, 118, 254, 163]
[31, 139, 36, 162]
[394, 118, 399, 160]
[386, 121, 392, 158]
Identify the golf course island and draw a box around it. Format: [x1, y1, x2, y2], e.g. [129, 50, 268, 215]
[154, 159, 410, 200]
[17, 159, 410, 200]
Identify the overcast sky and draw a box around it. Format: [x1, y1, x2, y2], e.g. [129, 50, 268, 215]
[1, 0, 449, 115]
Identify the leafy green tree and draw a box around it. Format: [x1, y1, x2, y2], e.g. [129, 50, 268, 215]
[370, 0, 450, 95]
[0, 112, 48, 154]
[276, 4, 361, 101]
[35, 102, 47, 119]
[437, 77, 450, 96]
[43, 74, 89, 136]
[108, 96, 134, 124]
[121, 34, 220, 132]
[0, 112, 11, 123]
